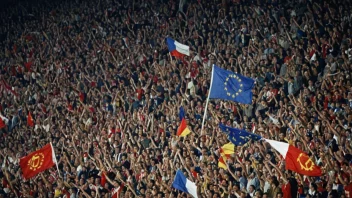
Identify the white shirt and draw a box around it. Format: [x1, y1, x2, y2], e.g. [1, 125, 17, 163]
[0, 114, 9, 124]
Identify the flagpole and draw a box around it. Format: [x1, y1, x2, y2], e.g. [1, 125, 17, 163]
[201, 64, 215, 136]
[50, 142, 61, 177]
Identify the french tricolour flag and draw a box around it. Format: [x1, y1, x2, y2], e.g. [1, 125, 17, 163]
[166, 37, 190, 58]
[172, 170, 198, 198]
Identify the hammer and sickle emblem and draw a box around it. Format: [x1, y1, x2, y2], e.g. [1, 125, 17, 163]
[28, 153, 45, 171]
[297, 153, 315, 171]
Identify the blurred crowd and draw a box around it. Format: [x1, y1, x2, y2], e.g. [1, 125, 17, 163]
[1, 0, 352, 197]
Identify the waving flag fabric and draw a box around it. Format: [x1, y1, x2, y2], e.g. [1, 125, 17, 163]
[177, 106, 191, 137]
[166, 37, 190, 58]
[218, 155, 227, 170]
[27, 112, 34, 127]
[19, 143, 56, 179]
[209, 65, 254, 104]
[179, 106, 186, 121]
[172, 170, 198, 198]
[220, 142, 235, 158]
[264, 139, 322, 176]
[219, 124, 262, 146]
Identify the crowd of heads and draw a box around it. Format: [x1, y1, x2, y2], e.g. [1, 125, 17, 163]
[0, 0, 352, 197]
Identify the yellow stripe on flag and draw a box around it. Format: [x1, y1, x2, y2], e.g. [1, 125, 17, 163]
[177, 118, 191, 137]
[221, 142, 235, 156]
[218, 155, 227, 170]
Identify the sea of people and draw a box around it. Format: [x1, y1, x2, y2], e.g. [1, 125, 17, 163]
[1, 0, 352, 197]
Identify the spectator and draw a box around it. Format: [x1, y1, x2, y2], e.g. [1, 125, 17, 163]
[0, 0, 352, 197]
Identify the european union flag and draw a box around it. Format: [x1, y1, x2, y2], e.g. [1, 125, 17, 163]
[219, 124, 262, 146]
[209, 65, 255, 104]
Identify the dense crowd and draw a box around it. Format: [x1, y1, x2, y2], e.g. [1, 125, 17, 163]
[1, 0, 352, 197]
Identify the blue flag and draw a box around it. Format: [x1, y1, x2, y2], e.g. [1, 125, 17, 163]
[219, 124, 262, 146]
[179, 106, 185, 121]
[209, 65, 254, 104]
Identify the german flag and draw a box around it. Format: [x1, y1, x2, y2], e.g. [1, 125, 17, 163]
[177, 107, 191, 137]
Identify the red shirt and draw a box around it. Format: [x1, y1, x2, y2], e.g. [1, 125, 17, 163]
[282, 182, 291, 198]
[136, 88, 144, 101]
[345, 183, 352, 198]
[153, 75, 158, 84]
[332, 95, 342, 102]
[24, 62, 33, 72]
[310, 96, 316, 103]
[324, 96, 331, 109]
[191, 170, 198, 178]
[284, 56, 292, 63]
[111, 184, 124, 198]
[309, 49, 316, 58]
[79, 92, 85, 102]
[67, 103, 73, 111]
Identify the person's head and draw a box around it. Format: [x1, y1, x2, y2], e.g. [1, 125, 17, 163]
[79, 178, 85, 185]
[233, 182, 240, 191]
[88, 176, 94, 184]
[279, 132, 286, 141]
[285, 170, 293, 178]
[276, 192, 283, 198]
[95, 177, 100, 185]
[326, 183, 333, 191]
[240, 191, 247, 198]
[310, 182, 317, 192]
[254, 190, 262, 198]
[249, 185, 255, 192]
[271, 179, 279, 188]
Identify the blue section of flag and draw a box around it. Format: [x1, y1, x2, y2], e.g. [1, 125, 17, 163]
[172, 170, 189, 194]
[219, 124, 262, 146]
[179, 106, 185, 121]
[166, 37, 176, 51]
[209, 65, 255, 104]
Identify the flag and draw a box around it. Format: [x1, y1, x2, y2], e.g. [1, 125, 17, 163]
[19, 143, 56, 179]
[27, 112, 34, 127]
[209, 65, 255, 104]
[218, 155, 227, 170]
[179, 106, 185, 121]
[0, 80, 19, 97]
[264, 139, 322, 176]
[43, 31, 49, 41]
[219, 124, 262, 146]
[0, 117, 5, 129]
[220, 142, 235, 158]
[166, 37, 190, 58]
[177, 106, 191, 137]
[101, 171, 107, 187]
[177, 117, 191, 137]
[218, 142, 235, 169]
[172, 170, 198, 198]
